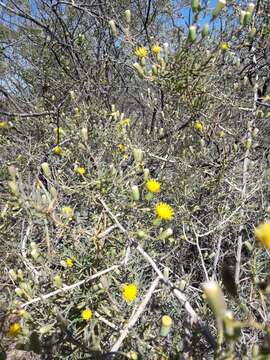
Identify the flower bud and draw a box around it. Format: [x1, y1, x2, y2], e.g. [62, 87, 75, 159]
[132, 148, 143, 163]
[202, 23, 209, 37]
[240, 10, 246, 25]
[203, 281, 226, 317]
[69, 90, 75, 99]
[188, 25, 197, 43]
[9, 269, 17, 281]
[15, 288, 24, 297]
[49, 186, 57, 198]
[158, 228, 173, 240]
[8, 166, 17, 180]
[191, 0, 200, 12]
[133, 62, 145, 78]
[212, 0, 226, 17]
[245, 138, 252, 149]
[17, 269, 24, 281]
[244, 11, 252, 26]
[41, 162, 51, 178]
[247, 3, 255, 13]
[137, 230, 147, 239]
[81, 127, 88, 142]
[151, 65, 158, 76]
[160, 315, 173, 337]
[31, 249, 40, 260]
[131, 185, 140, 201]
[252, 128, 259, 137]
[8, 181, 19, 196]
[143, 168, 150, 181]
[108, 20, 118, 36]
[124, 9, 131, 24]
[53, 275, 62, 288]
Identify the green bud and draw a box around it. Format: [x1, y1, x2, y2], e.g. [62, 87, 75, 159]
[9, 269, 17, 281]
[245, 138, 252, 149]
[131, 185, 140, 201]
[158, 228, 173, 240]
[247, 3, 255, 13]
[133, 62, 145, 78]
[41, 162, 51, 178]
[124, 9, 131, 24]
[53, 275, 62, 288]
[240, 10, 246, 25]
[243, 11, 252, 26]
[81, 127, 88, 142]
[203, 281, 226, 317]
[15, 287, 24, 297]
[202, 23, 209, 37]
[191, 0, 200, 12]
[8, 165, 17, 180]
[132, 148, 143, 162]
[143, 168, 150, 180]
[137, 230, 147, 239]
[188, 25, 197, 43]
[108, 20, 118, 36]
[8, 181, 19, 196]
[212, 0, 226, 17]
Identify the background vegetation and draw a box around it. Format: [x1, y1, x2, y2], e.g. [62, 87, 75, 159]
[0, 0, 270, 359]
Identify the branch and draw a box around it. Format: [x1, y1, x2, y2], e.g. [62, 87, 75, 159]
[0, 110, 55, 118]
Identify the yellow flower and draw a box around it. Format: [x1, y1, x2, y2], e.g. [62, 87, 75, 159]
[0, 121, 9, 129]
[75, 167, 86, 176]
[9, 323, 22, 337]
[118, 144, 127, 152]
[152, 44, 161, 55]
[155, 202, 174, 221]
[62, 206, 73, 219]
[221, 42, 229, 51]
[146, 179, 161, 193]
[119, 118, 130, 127]
[194, 121, 204, 131]
[53, 146, 63, 155]
[255, 222, 270, 249]
[134, 46, 148, 59]
[81, 308, 93, 321]
[122, 283, 138, 302]
[65, 258, 74, 267]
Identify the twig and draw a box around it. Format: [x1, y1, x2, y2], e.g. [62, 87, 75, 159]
[21, 264, 119, 308]
[110, 277, 160, 352]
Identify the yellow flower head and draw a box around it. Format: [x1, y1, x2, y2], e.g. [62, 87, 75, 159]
[118, 144, 127, 152]
[119, 118, 130, 127]
[9, 323, 22, 337]
[195, 121, 204, 131]
[122, 283, 138, 302]
[134, 46, 148, 59]
[62, 206, 73, 219]
[255, 222, 270, 249]
[221, 42, 229, 51]
[65, 258, 74, 267]
[81, 308, 93, 321]
[75, 167, 86, 176]
[53, 146, 63, 155]
[152, 44, 161, 55]
[0, 121, 9, 129]
[155, 202, 174, 221]
[146, 179, 161, 193]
